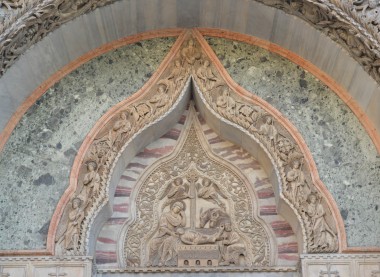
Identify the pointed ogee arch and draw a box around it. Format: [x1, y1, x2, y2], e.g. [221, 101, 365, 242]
[52, 31, 344, 262]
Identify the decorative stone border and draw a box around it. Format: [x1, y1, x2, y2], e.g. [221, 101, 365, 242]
[0, 28, 183, 153]
[0, 29, 378, 257]
[1, 0, 380, 87]
[47, 30, 345, 265]
[197, 28, 380, 153]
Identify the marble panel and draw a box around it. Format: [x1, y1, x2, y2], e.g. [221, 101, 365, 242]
[206, 36, 380, 247]
[0, 37, 176, 250]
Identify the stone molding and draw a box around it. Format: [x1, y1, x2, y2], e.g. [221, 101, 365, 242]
[53, 31, 193, 256]
[1, 0, 380, 87]
[0, 256, 92, 277]
[0, 28, 183, 153]
[301, 253, 380, 277]
[49, 30, 343, 262]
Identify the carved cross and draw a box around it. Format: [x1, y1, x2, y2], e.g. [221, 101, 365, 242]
[186, 170, 199, 230]
[0, 266, 10, 277]
[48, 267, 67, 277]
[371, 263, 380, 277]
[319, 263, 340, 277]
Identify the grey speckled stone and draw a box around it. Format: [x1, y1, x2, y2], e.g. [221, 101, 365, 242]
[206, 37, 380, 247]
[0, 37, 176, 250]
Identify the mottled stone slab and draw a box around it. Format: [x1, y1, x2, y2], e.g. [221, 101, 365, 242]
[206, 37, 380, 247]
[0, 37, 176, 250]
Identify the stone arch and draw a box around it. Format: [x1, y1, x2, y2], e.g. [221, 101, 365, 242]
[120, 108, 276, 269]
[52, 31, 343, 261]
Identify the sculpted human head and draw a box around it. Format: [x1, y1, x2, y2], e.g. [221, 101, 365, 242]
[308, 193, 318, 204]
[171, 201, 184, 214]
[72, 197, 82, 209]
[87, 161, 97, 171]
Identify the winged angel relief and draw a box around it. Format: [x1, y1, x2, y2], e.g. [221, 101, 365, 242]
[124, 112, 272, 269]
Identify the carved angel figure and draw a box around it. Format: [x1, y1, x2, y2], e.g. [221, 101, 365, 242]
[78, 161, 101, 208]
[304, 193, 337, 251]
[147, 201, 186, 266]
[160, 177, 192, 210]
[197, 178, 227, 209]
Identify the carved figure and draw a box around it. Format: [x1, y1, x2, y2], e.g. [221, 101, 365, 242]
[78, 161, 101, 208]
[1, 0, 24, 9]
[196, 59, 218, 91]
[56, 197, 84, 254]
[286, 160, 307, 205]
[149, 81, 172, 116]
[177, 227, 223, 245]
[259, 117, 277, 148]
[160, 177, 192, 210]
[167, 59, 186, 89]
[197, 178, 227, 209]
[110, 111, 132, 148]
[199, 207, 229, 228]
[217, 219, 246, 266]
[353, 0, 380, 13]
[181, 39, 201, 66]
[304, 193, 337, 251]
[147, 201, 186, 266]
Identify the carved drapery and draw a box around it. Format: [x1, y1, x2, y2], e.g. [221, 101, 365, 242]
[1, 0, 380, 85]
[123, 111, 273, 269]
[54, 32, 340, 259]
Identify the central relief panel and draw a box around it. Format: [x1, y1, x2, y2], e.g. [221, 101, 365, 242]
[123, 108, 274, 269]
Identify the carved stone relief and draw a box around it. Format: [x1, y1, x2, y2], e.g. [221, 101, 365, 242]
[54, 35, 192, 256]
[123, 108, 272, 269]
[55, 33, 339, 259]
[191, 40, 339, 253]
[2, 1, 380, 86]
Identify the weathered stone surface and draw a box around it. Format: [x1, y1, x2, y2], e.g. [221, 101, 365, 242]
[0, 37, 176, 250]
[206, 37, 380, 247]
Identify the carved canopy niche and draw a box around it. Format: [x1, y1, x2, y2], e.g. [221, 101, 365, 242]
[53, 31, 342, 268]
[123, 108, 274, 269]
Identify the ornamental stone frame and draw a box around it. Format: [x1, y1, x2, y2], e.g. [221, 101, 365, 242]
[50, 30, 344, 272]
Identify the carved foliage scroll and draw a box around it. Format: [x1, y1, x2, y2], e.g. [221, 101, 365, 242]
[124, 115, 271, 269]
[2, 0, 380, 85]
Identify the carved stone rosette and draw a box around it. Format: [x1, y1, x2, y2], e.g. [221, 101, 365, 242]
[123, 113, 272, 268]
